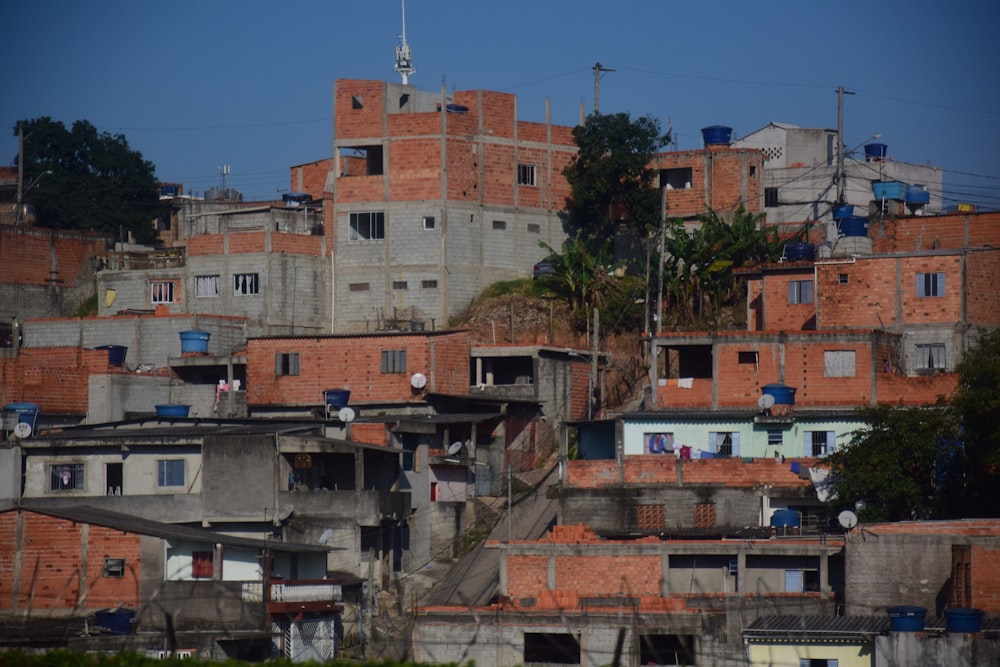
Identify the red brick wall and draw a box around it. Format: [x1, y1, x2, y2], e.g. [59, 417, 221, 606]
[815, 260, 894, 329]
[290, 159, 333, 200]
[872, 212, 1000, 253]
[971, 545, 1000, 612]
[246, 331, 471, 406]
[566, 457, 816, 490]
[187, 234, 225, 256]
[506, 554, 549, 598]
[226, 231, 267, 254]
[965, 249, 1000, 326]
[0, 510, 142, 610]
[0, 347, 108, 414]
[334, 80, 387, 139]
[270, 234, 326, 256]
[656, 147, 763, 219]
[0, 226, 106, 287]
[759, 268, 816, 331]
[387, 138, 441, 201]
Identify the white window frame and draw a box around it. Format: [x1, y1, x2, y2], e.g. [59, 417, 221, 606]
[915, 343, 946, 370]
[150, 281, 175, 304]
[233, 273, 259, 296]
[806, 430, 836, 457]
[916, 272, 945, 297]
[517, 164, 536, 186]
[709, 431, 739, 458]
[195, 275, 220, 298]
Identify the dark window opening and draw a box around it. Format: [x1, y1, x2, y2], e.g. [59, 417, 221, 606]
[517, 164, 537, 186]
[764, 187, 779, 207]
[473, 356, 533, 386]
[339, 145, 383, 176]
[523, 632, 580, 665]
[392, 281, 408, 290]
[349, 282, 370, 292]
[421, 280, 438, 289]
[661, 167, 692, 190]
[492, 220, 507, 230]
[51, 464, 84, 491]
[103, 558, 126, 578]
[349, 211, 385, 240]
[663, 345, 713, 379]
[422, 216, 435, 230]
[192, 550, 214, 579]
[381, 349, 407, 374]
[639, 634, 696, 666]
[737, 351, 758, 366]
[106, 462, 123, 496]
[838, 273, 849, 284]
[276, 352, 300, 376]
[351, 95, 363, 109]
[527, 223, 541, 233]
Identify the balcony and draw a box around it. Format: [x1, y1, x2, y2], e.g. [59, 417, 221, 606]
[242, 579, 343, 614]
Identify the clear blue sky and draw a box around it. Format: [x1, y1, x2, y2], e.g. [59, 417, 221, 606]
[4, 1, 999, 208]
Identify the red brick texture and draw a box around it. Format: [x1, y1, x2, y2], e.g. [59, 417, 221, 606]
[0, 226, 106, 287]
[0, 347, 111, 415]
[0, 510, 142, 610]
[565, 457, 816, 489]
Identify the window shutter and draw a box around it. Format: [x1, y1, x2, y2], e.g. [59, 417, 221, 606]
[275, 353, 282, 375]
[935, 272, 945, 295]
[803, 280, 813, 303]
[731, 432, 741, 456]
[804, 432, 811, 457]
[708, 432, 717, 454]
[827, 431, 836, 453]
[785, 569, 803, 592]
[290, 353, 299, 376]
[788, 282, 796, 303]
[916, 274, 926, 297]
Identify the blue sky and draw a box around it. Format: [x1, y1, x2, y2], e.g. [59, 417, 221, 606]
[4, 1, 999, 208]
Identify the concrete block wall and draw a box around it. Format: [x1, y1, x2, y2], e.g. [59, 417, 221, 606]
[0, 509, 142, 610]
[88, 373, 170, 422]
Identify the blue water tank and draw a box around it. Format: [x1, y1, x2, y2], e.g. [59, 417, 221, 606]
[905, 185, 930, 206]
[838, 216, 869, 237]
[770, 509, 801, 528]
[888, 606, 927, 632]
[872, 180, 906, 200]
[945, 608, 984, 633]
[783, 243, 815, 262]
[95, 345, 128, 367]
[832, 204, 854, 220]
[701, 125, 733, 145]
[155, 404, 190, 418]
[4, 402, 39, 428]
[323, 389, 351, 408]
[179, 330, 211, 354]
[864, 143, 888, 161]
[94, 608, 136, 635]
[762, 383, 797, 405]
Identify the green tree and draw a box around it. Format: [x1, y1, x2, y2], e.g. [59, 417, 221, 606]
[949, 328, 1000, 516]
[826, 403, 958, 522]
[539, 232, 618, 330]
[562, 112, 670, 252]
[14, 117, 164, 244]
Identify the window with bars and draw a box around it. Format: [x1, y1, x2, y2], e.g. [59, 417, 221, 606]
[517, 164, 536, 186]
[381, 349, 406, 373]
[194, 275, 220, 298]
[233, 273, 259, 296]
[150, 281, 175, 304]
[807, 430, 836, 457]
[191, 550, 213, 579]
[50, 464, 84, 491]
[349, 211, 385, 240]
[767, 430, 783, 447]
[709, 432, 739, 457]
[157, 459, 185, 487]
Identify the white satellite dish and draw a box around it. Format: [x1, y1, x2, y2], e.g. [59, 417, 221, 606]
[758, 394, 775, 410]
[318, 528, 334, 544]
[447, 440, 463, 455]
[838, 510, 858, 529]
[13, 422, 32, 439]
[337, 406, 355, 423]
[410, 372, 427, 389]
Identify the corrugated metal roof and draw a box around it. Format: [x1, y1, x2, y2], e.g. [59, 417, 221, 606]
[11, 504, 331, 553]
[745, 615, 890, 638]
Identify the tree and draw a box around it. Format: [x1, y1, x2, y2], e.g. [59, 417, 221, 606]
[562, 112, 670, 252]
[826, 403, 958, 522]
[14, 117, 165, 244]
[949, 328, 1000, 516]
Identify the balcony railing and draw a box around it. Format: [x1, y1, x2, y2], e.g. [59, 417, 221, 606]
[242, 579, 342, 604]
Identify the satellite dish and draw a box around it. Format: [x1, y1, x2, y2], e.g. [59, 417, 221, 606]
[317, 528, 334, 544]
[838, 510, 858, 529]
[337, 406, 355, 423]
[410, 372, 427, 389]
[447, 440, 463, 455]
[758, 394, 775, 409]
[13, 422, 32, 439]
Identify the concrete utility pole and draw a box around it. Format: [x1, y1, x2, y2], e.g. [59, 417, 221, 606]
[835, 85, 855, 204]
[15, 122, 24, 225]
[593, 62, 615, 114]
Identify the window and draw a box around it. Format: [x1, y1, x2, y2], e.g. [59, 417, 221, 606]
[158, 460, 185, 487]
[392, 281, 408, 290]
[150, 281, 175, 304]
[276, 352, 300, 376]
[422, 216, 435, 230]
[191, 550, 213, 579]
[517, 164, 536, 186]
[738, 351, 759, 367]
[421, 280, 438, 289]
[381, 349, 406, 373]
[639, 634, 696, 666]
[194, 275, 220, 298]
[916, 343, 946, 370]
[645, 432, 675, 454]
[351, 95, 363, 109]
[838, 273, 849, 284]
[523, 633, 580, 665]
[824, 350, 856, 377]
[339, 145, 383, 175]
[788, 280, 813, 304]
[348, 282, 370, 292]
[527, 223, 541, 234]
[767, 430, 783, 447]
[749, 165, 757, 178]
[492, 220, 507, 230]
[916, 272, 945, 297]
[710, 431, 739, 457]
[801, 660, 838, 667]
[233, 273, 259, 296]
[807, 430, 836, 457]
[50, 464, 84, 491]
[662, 167, 692, 190]
[104, 558, 125, 578]
[349, 211, 385, 240]
[764, 187, 779, 207]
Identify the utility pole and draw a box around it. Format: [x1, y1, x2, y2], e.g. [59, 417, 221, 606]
[835, 86, 855, 204]
[593, 62, 615, 114]
[15, 122, 24, 225]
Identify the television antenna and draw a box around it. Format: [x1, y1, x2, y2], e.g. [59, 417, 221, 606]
[394, 0, 416, 84]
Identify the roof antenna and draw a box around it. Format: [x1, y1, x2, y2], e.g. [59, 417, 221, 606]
[394, 0, 415, 84]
